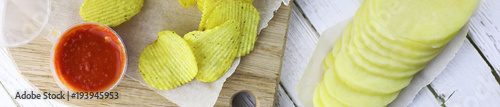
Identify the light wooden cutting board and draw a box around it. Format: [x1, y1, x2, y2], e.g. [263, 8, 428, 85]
[7, 3, 291, 107]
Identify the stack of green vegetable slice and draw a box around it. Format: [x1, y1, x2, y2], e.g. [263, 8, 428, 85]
[315, 0, 477, 106]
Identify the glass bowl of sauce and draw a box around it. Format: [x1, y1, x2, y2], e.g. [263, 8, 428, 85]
[50, 23, 127, 92]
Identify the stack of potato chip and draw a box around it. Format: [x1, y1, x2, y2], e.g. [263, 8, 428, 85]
[139, 0, 260, 90]
[314, 0, 477, 106]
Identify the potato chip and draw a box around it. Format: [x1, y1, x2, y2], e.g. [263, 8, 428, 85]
[196, 0, 205, 11]
[178, 0, 197, 8]
[322, 51, 333, 70]
[198, 0, 224, 30]
[324, 66, 399, 107]
[239, 0, 254, 3]
[184, 20, 241, 82]
[79, 0, 144, 27]
[203, 0, 260, 57]
[319, 81, 348, 107]
[322, 59, 328, 71]
[139, 31, 198, 90]
[197, 0, 253, 12]
[313, 82, 325, 107]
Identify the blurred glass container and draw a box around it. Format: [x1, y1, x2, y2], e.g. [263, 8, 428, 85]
[0, 0, 51, 47]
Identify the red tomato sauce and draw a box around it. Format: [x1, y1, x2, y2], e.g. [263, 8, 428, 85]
[53, 23, 126, 92]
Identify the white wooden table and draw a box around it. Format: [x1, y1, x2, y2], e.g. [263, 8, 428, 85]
[2, 0, 500, 106]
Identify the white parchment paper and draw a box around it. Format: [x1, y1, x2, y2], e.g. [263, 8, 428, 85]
[49, 0, 288, 107]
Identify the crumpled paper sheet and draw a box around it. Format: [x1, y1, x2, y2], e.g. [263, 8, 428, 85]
[49, 0, 288, 107]
[295, 0, 482, 105]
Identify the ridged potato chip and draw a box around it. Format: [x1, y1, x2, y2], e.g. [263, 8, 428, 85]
[239, 0, 254, 3]
[178, 0, 197, 8]
[203, 0, 260, 57]
[79, 0, 144, 27]
[184, 20, 241, 82]
[196, 0, 206, 11]
[196, 0, 253, 13]
[139, 31, 198, 90]
[198, 0, 224, 30]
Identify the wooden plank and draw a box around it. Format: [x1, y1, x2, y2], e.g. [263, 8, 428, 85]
[295, 0, 361, 33]
[429, 39, 500, 106]
[6, 3, 291, 107]
[0, 48, 64, 106]
[0, 79, 17, 107]
[0, 49, 18, 106]
[408, 86, 441, 107]
[279, 3, 319, 107]
[468, 0, 500, 72]
[275, 85, 295, 107]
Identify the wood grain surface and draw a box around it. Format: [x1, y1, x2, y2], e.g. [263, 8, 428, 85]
[6, 3, 291, 107]
[279, 3, 318, 106]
